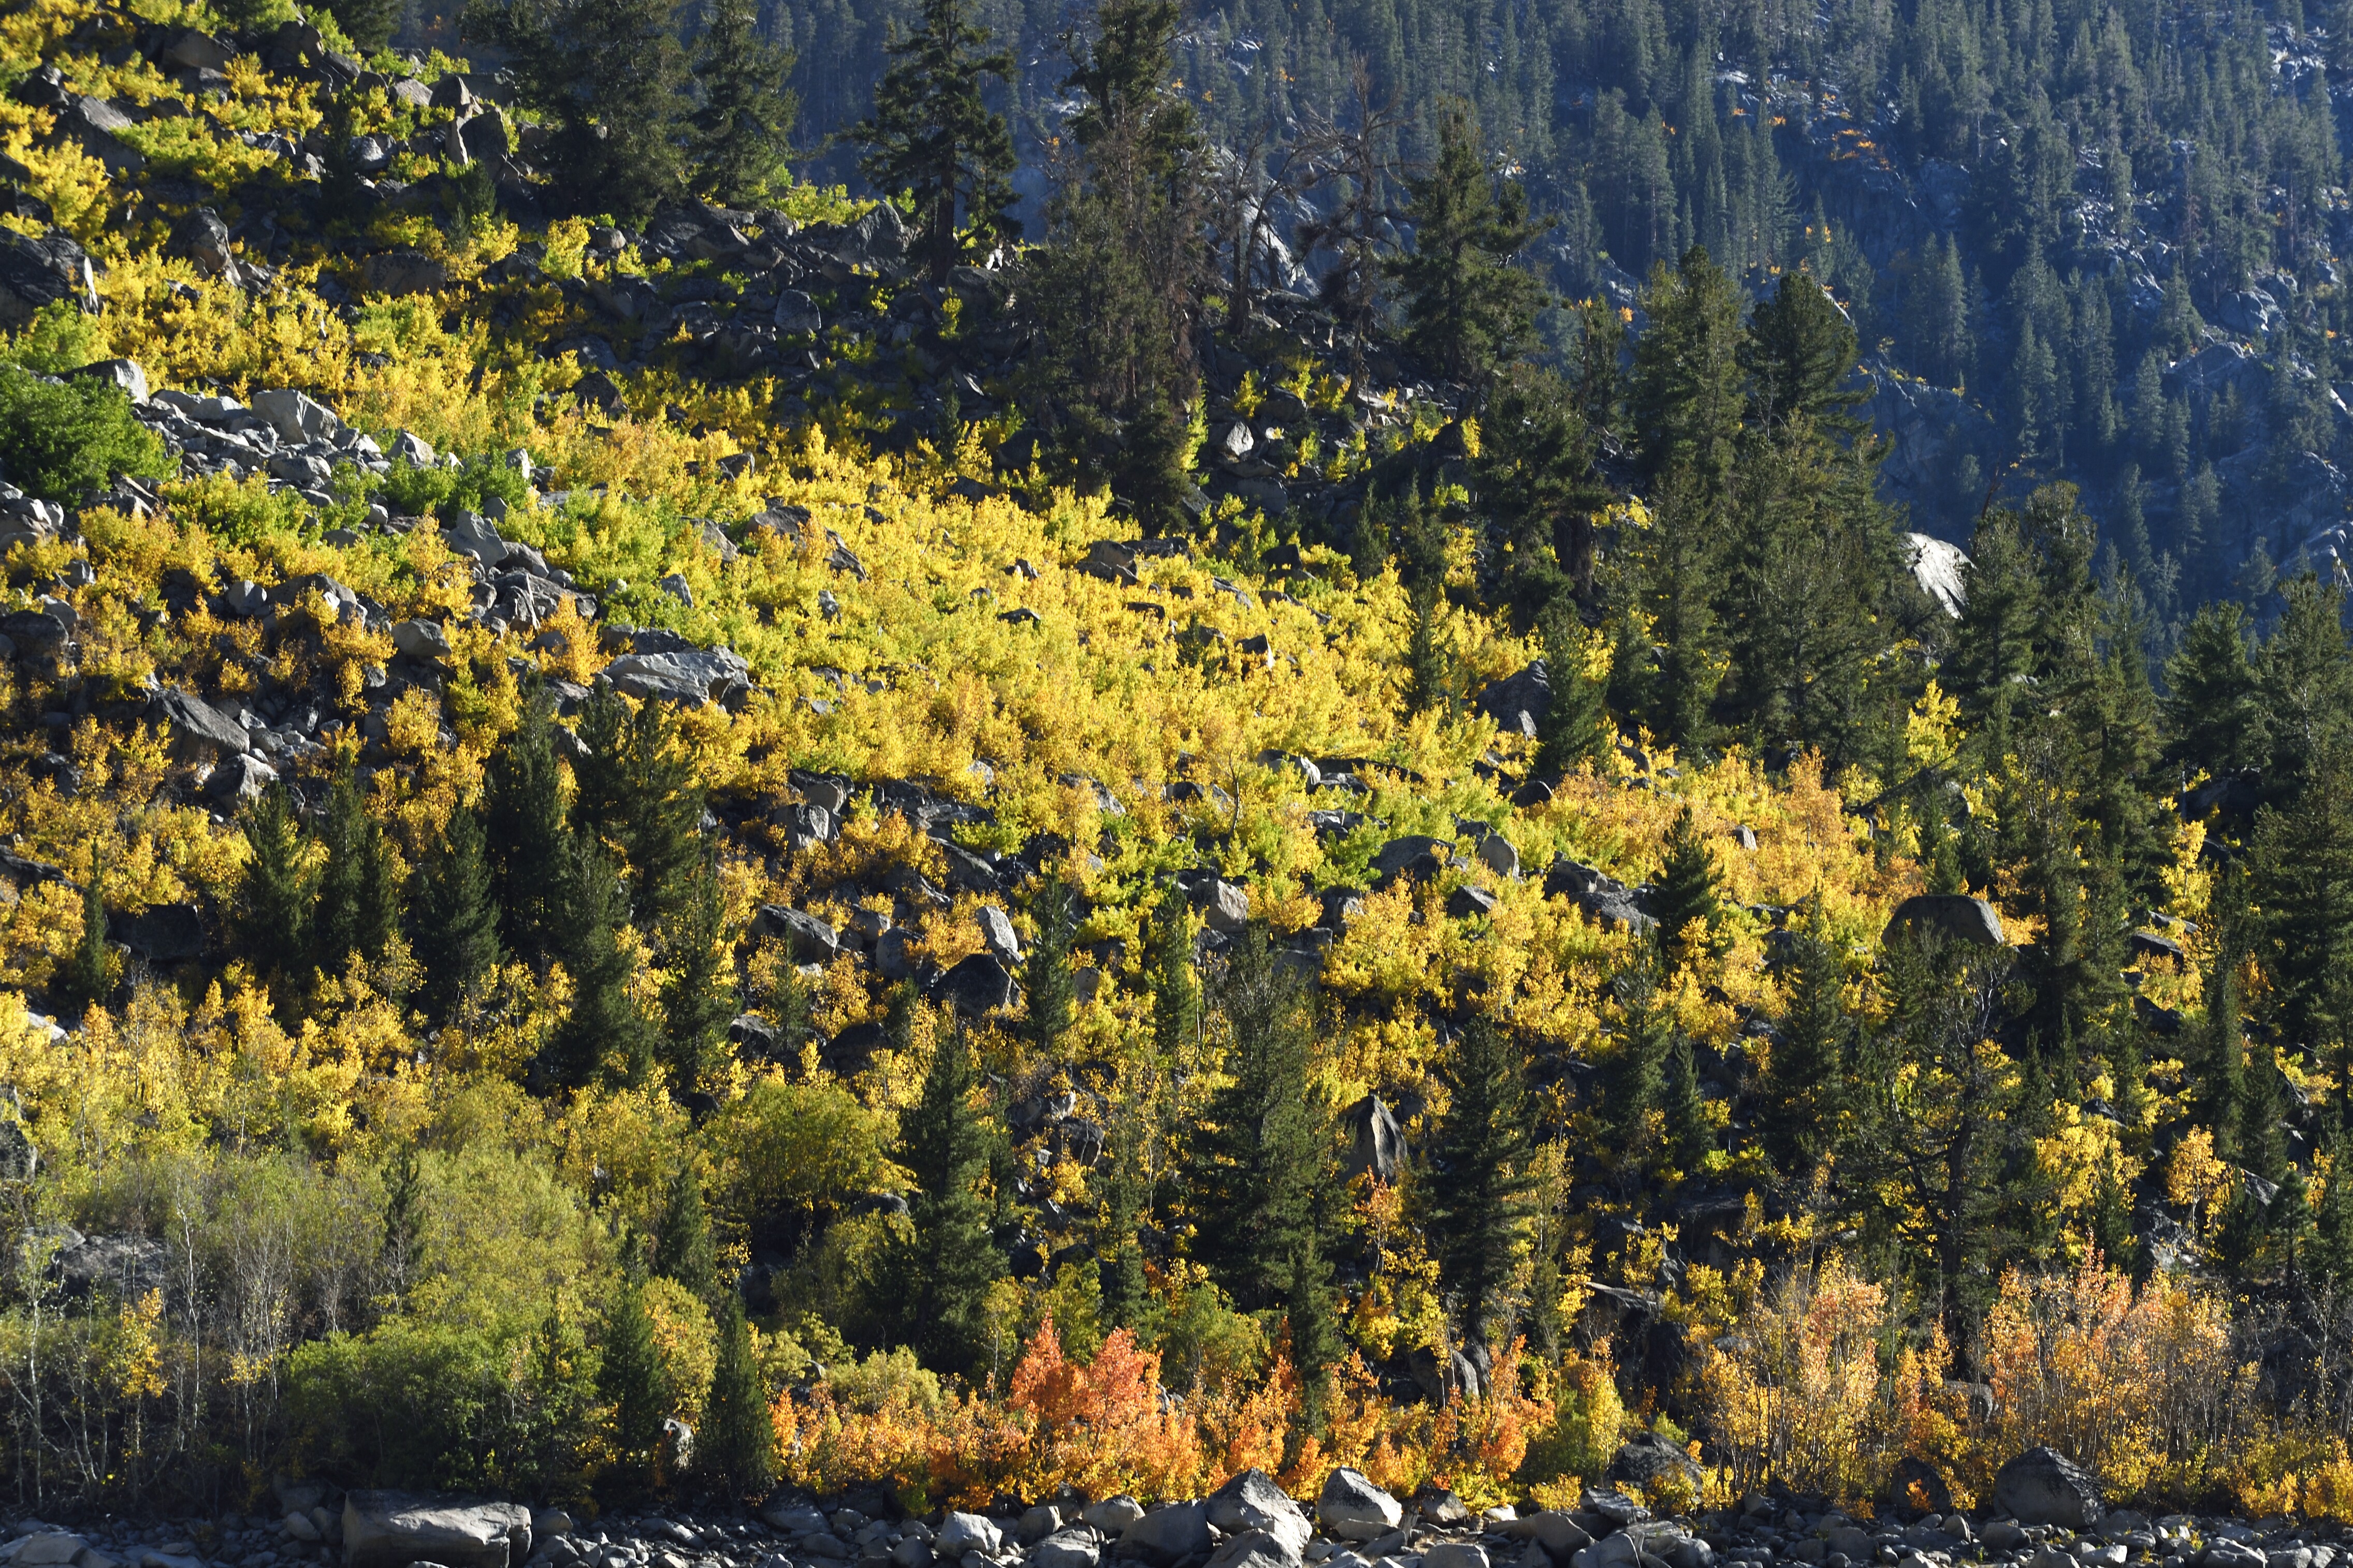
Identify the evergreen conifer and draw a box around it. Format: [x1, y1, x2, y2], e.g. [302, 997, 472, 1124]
[484, 693, 570, 966]
[1651, 805, 1723, 968]
[856, 0, 1019, 281]
[1388, 106, 1550, 387]
[658, 853, 736, 1100]
[702, 1294, 777, 1498]
[574, 687, 705, 931]
[1423, 1017, 1536, 1343]
[690, 0, 798, 206]
[410, 799, 502, 1025]
[237, 786, 314, 986]
[545, 835, 656, 1088]
[599, 1275, 668, 1478]
[655, 1161, 721, 1305]
[887, 1019, 1007, 1377]
[1025, 873, 1079, 1057]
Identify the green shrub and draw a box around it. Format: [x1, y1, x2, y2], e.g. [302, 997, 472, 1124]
[285, 1311, 598, 1492]
[0, 365, 170, 503]
[379, 453, 536, 521]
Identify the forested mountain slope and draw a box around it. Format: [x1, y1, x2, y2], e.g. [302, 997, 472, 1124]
[763, 0, 2353, 647]
[8, 0, 2353, 1531]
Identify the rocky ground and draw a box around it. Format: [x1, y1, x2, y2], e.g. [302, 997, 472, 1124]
[0, 1450, 2339, 1568]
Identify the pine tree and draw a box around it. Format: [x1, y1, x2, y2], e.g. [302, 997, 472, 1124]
[1141, 891, 1198, 1068]
[886, 1021, 1008, 1378]
[545, 834, 656, 1089]
[1397, 485, 1455, 717]
[655, 1160, 721, 1305]
[1190, 926, 1339, 1381]
[690, 0, 797, 206]
[1025, 873, 1079, 1057]
[484, 693, 570, 967]
[1663, 1029, 1710, 1174]
[1535, 600, 1610, 777]
[1423, 1017, 1536, 1344]
[1762, 911, 1847, 1184]
[320, 0, 402, 52]
[2089, 1142, 2134, 1269]
[1628, 245, 1746, 503]
[701, 1294, 777, 1499]
[573, 687, 705, 932]
[658, 853, 736, 1101]
[410, 798, 502, 1025]
[1739, 267, 1865, 436]
[855, 0, 1019, 281]
[2162, 600, 2265, 778]
[2316, 1133, 2353, 1293]
[236, 785, 314, 986]
[58, 851, 109, 1020]
[314, 768, 399, 978]
[600, 1275, 669, 1477]
[1475, 363, 1609, 617]
[1024, 0, 1207, 531]
[1096, 1106, 1153, 1331]
[1650, 805, 1722, 969]
[1605, 958, 1672, 1168]
[1387, 105, 1550, 388]
[469, 0, 691, 220]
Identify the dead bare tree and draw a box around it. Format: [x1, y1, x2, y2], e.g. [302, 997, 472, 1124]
[1295, 56, 1408, 390]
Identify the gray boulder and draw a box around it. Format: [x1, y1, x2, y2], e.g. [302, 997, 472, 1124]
[978, 903, 1023, 963]
[252, 387, 345, 443]
[1473, 661, 1551, 738]
[1543, 858, 1654, 932]
[155, 688, 249, 764]
[1202, 878, 1250, 934]
[759, 1502, 832, 1536]
[1342, 1094, 1405, 1184]
[445, 510, 507, 566]
[932, 953, 1016, 1015]
[393, 619, 453, 662]
[1501, 1515, 1592, 1563]
[0, 229, 97, 328]
[1991, 1445, 2102, 1528]
[1316, 1468, 1401, 1542]
[1606, 1430, 1701, 1495]
[603, 648, 752, 706]
[1884, 893, 2006, 948]
[66, 358, 147, 402]
[1422, 1548, 1488, 1568]
[1119, 1503, 1209, 1568]
[361, 250, 450, 296]
[201, 752, 279, 804]
[342, 1493, 531, 1568]
[753, 905, 838, 962]
[1032, 1533, 1100, 1568]
[934, 1515, 1000, 1559]
[1205, 1533, 1299, 1568]
[1208, 1468, 1311, 1559]
[1082, 1499, 1146, 1534]
[1372, 835, 1450, 883]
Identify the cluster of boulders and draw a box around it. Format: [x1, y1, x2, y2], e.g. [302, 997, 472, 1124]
[8, 1450, 2345, 1568]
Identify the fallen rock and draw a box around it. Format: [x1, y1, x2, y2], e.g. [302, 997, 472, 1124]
[361, 249, 450, 296]
[393, 618, 453, 662]
[1422, 1547, 1488, 1568]
[935, 1515, 1000, 1558]
[931, 953, 1016, 1015]
[252, 387, 345, 443]
[978, 903, 1023, 963]
[1884, 893, 2006, 948]
[1342, 1094, 1405, 1184]
[753, 905, 838, 962]
[1083, 1499, 1146, 1534]
[1606, 1430, 1701, 1496]
[1205, 1532, 1299, 1568]
[342, 1492, 531, 1568]
[1317, 1468, 1401, 1542]
[1208, 1468, 1312, 1559]
[1373, 835, 1450, 883]
[0, 228, 97, 327]
[1120, 1503, 1210, 1568]
[1500, 1515, 1592, 1562]
[154, 687, 249, 764]
[1473, 660, 1551, 738]
[1032, 1532, 1101, 1568]
[603, 648, 751, 706]
[1991, 1444, 2102, 1528]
